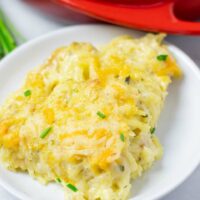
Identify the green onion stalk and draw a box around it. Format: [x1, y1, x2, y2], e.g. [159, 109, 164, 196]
[0, 18, 16, 56]
[0, 9, 25, 59]
[0, 43, 4, 59]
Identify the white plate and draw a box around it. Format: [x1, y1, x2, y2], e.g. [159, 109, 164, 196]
[0, 24, 200, 200]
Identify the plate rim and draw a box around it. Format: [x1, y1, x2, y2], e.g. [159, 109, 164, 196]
[0, 24, 200, 200]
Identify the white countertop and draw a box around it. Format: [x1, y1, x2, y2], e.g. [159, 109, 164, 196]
[0, 0, 200, 199]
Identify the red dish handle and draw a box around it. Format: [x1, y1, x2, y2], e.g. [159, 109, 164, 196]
[55, 0, 200, 35]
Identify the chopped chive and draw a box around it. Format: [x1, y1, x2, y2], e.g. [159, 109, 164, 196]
[120, 132, 125, 142]
[142, 114, 148, 118]
[119, 165, 125, 172]
[150, 127, 156, 134]
[56, 178, 61, 183]
[73, 88, 78, 93]
[24, 89, 31, 97]
[125, 76, 131, 84]
[97, 111, 106, 119]
[66, 183, 78, 192]
[40, 127, 52, 139]
[157, 54, 168, 61]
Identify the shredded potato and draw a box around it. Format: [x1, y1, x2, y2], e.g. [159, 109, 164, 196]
[0, 34, 181, 200]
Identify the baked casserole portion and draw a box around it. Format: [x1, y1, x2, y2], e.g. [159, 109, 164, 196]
[0, 34, 181, 200]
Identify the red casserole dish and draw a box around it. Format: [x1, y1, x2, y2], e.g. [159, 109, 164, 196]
[54, 0, 200, 35]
